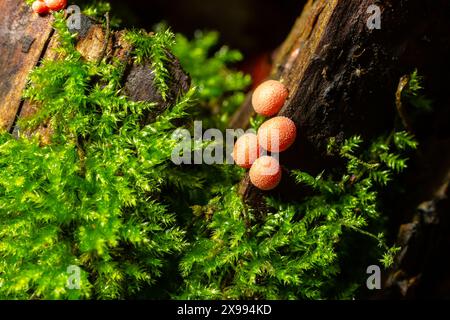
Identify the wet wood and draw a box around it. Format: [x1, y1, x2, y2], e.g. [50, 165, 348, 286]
[233, 0, 450, 298]
[0, 0, 53, 131]
[237, 0, 448, 203]
[13, 16, 117, 141]
[0, 1, 190, 142]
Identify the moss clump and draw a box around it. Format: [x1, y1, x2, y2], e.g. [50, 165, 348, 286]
[3, 2, 418, 300]
[172, 31, 251, 129]
[178, 132, 417, 299]
[0, 11, 193, 299]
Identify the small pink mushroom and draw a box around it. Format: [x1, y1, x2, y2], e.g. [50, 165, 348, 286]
[258, 116, 297, 152]
[252, 80, 288, 117]
[249, 156, 282, 191]
[233, 133, 260, 169]
[32, 1, 49, 14]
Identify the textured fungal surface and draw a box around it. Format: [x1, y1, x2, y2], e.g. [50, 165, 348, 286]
[252, 80, 288, 117]
[44, 0, 67, 11]
[32, 1, 49, 14]
[258, 116, 297, 152]
[249, 156, 282, 190]
[233, 133, 260, 168]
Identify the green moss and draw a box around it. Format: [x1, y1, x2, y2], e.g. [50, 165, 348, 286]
[404, 69, 433, 112]
[178, 132, 417, 299]
[124, 29, 176, 101]
[1, 4, 251, 299]
[1, 11, 193, 299]
[171, 31, 251, 129]
[8, 2, 419, 300]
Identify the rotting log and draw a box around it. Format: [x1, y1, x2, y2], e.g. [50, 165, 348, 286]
[233, 0, 450, 298]
[0, 0, 53, 132]
[0, 0, 190, 142]
[236, 0, 450, 205]
[238, 0, 421, 202]
[1, 0, 450, 299]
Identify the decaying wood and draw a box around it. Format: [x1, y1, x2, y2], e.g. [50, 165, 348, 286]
[123, 50, 191, 122]
[237, 0, 449, 200]
[0, 0, 53, 131]
[0, 2, 190, 142]
[377, 137, 450, 299]
[13, 14, 128, 142]
[2, 0, 450, 300]
[238, 0, 405, 201]
[233, 0, 450, 298]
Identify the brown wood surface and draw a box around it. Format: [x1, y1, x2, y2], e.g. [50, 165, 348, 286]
[237, 0, 448, 202]
[0, 2, 190, 142]
[0, 0, 53, 131]
[233, 0, 450, 298]
[13, 15, 119, 142]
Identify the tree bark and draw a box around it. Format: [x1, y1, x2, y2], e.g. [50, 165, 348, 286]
[234, 0, 450, 297]
[0, 0, 53, 131]
[0, 0, 190, 140]
[239, 0, 424, 200]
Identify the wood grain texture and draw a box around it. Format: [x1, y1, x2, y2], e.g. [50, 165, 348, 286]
[0, 0, 53, 131]
[7, 9, 190, 143]
[238, 0, 434, 203]
[234, 0, 450, 299]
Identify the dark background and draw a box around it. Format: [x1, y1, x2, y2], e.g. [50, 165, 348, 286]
[106, 0, 305, 57]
